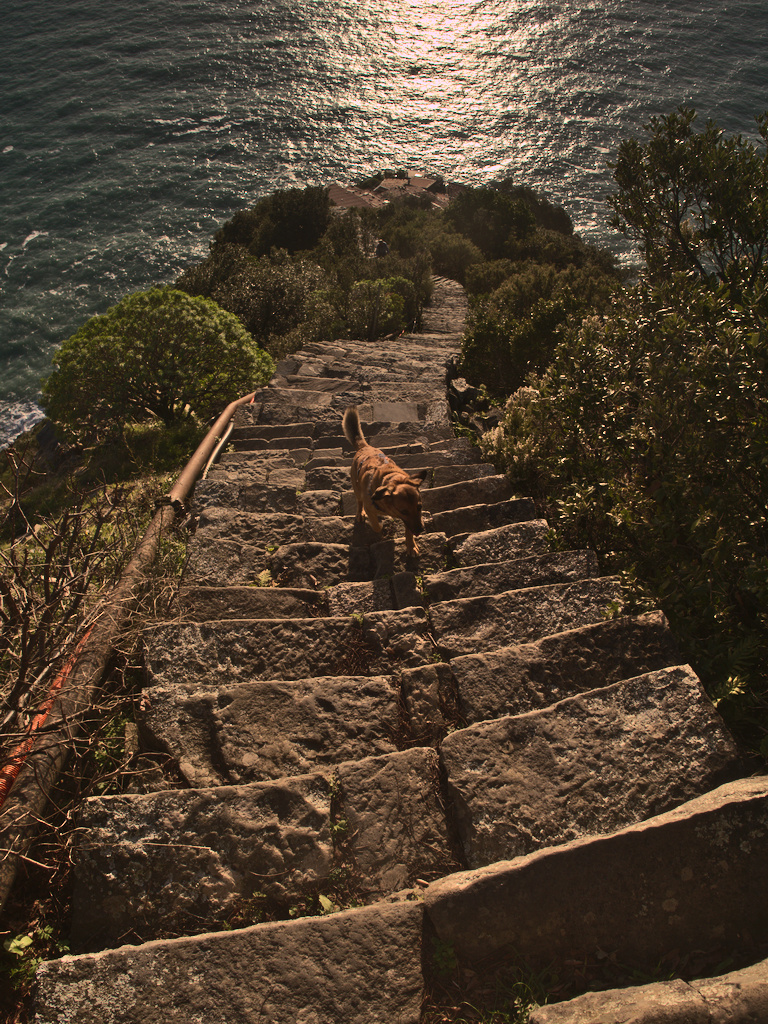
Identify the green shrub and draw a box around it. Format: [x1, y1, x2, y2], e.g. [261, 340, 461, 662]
[347, 277, 409, 341]
[214, 186, 331, 256]
[460, 262, 620, 398]
[43, 287, 274, 435]
[178, 247, 326, 358]
[444, 186, 536, 259]
[609, 107, 768, 291]
[483, 272, 768, 751]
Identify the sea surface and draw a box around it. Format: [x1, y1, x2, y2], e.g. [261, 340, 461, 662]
[2, 0, 767, 446]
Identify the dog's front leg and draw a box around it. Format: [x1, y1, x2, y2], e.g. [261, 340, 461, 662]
[405, 528, 420, 556]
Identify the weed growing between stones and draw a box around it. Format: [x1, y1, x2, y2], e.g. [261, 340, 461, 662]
[331, 616, 376, 676]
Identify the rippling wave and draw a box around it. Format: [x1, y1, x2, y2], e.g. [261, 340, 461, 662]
[2, 0, 767, 444]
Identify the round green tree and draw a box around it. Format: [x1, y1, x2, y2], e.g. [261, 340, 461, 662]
[42, 287, 274, 433]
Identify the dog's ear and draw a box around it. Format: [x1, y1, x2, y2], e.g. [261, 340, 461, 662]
[409, 469, 428, 487]
[372, 485, 390, 503]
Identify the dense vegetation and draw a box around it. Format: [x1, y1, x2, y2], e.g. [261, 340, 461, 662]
[483, 109, 768, 756]
[175, 177, 619, 367]
[42, 287, 274, 438]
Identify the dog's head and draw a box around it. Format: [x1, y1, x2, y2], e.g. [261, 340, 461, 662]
[372, 469, 428, 536]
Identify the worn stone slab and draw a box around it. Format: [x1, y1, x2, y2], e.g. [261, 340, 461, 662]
[282, 375, 362, 394]
[364, 531, 451, 577]
[141, 675, 401, 788]
[424, 550, 598, 603]
[450, 611, 681, 723]
[34, 902, 425, 1024]
[440, 664, 741, 867]
[401, 663, 462, 742]
[451, 519, 551, 566]
[194, 479, 305, 514]
[430, 576, 624, 658]
[338, 748, 457, 895]
[306, 463, 351, 491]
[176, 585, 327, 621]
[230, 416, 315, 438]
[184, 509, 354, 584]
[70, 774, 333, 950]
[428, 497, 537, 539]
[424, 777, 768, 969]
[432, 463, 496, 486]
[270, 541, 351, 588]
[528, 957, 768, 1024]
[144, 608, 433, 691]
[296, 489, 341, 516]
[529, 978, 710, 1024]
[326, 573, 422, 615]
[420, 475, 512, 514]
[191, 508, 353, 549]
[212, 450, 299, 472]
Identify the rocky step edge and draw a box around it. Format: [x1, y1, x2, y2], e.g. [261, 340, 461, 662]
[40, 385, 757, 1015]
[183, 497, 541, 588]
[33, 778, 768, 1024]
[67, 657, 740, 952]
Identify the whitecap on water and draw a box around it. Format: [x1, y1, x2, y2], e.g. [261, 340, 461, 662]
[22, 231, 49, 249]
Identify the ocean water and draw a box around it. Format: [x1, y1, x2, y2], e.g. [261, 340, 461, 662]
[2, 0, 767, 446]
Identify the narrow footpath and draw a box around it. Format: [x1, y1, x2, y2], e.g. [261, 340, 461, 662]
[33, 278, 768, 1023]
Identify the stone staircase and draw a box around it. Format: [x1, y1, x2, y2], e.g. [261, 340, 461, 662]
[32, 279, 768, 1023]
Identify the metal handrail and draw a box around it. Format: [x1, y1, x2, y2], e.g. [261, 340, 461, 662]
[0, 390, 257, 911]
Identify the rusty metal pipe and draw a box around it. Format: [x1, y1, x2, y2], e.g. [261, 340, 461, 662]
[0, 390, 258, 911]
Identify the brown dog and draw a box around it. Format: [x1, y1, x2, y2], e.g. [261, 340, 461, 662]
[342, 406, 428, 555]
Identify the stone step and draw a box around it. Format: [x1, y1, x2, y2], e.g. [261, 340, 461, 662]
[306, 459, 496, 497]
[141, 674, 403, 788]
[340, 474, 512, 518]
[429, 576, 624, 658]
[423, 777, 768, 974]
[440, 664, 741, 867]
[423, 550, 599, 603]
[225, 433, 315, 452]
[325, 572, 422, 615]
[143, 608, 433, 693]
[448, 610, 682, 723]
[185, 499, 542, 589]
[427, 496, 538, 539]
[34, 902, 425, 1024]
[450, 519, 552, 565]
[68, 747, 454, 951]
[184, 510, 354, 585]
[230, 418, 315, 440]
[176, 585, 328, 621]
[185, 525, 452, 588]
[528, 958, 768, 1024]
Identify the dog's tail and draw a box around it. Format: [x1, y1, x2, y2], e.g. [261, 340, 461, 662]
[342, 406, 367, 450]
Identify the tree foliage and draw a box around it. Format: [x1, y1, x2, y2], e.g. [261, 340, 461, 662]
[609, 107, 768, 290]
[177, 246, 326, 357]
[482, 111, 768, 754]
[485, 274, 768, 750]
[42, 287, 274, 434]
[214, 186, 331, 256]
[460, 262, 620, 398]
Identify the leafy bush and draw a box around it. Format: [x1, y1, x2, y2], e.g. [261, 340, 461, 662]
[346, 277, 413, 341]
[460, 262, 620, 398]
[610, 107, 768, 291]
[492, 180, 574, 235]
[444, 187, 536, 259]
[42, 287, 274, 434]
[214, 186, 331, 256]
[177, 246, 327, 358]
[483, 272, 768, 750]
